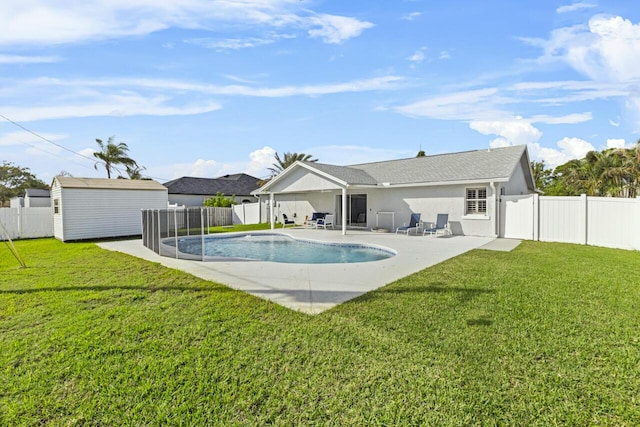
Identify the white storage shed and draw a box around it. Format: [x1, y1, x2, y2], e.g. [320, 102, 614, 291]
[51, 176, 168, 241]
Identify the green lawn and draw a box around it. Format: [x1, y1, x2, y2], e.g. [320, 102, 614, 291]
[1, 238, 639, 426]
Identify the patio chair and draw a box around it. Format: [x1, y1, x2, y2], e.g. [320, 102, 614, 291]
[395, 213, 421, 235]
[282, 213, 295, 228]
[315, 214, 334, 230]
[423, 213, 451, 236]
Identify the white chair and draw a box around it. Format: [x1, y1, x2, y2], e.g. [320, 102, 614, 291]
[315, 214, 334, 229]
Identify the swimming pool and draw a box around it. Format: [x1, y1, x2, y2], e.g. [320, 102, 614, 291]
[160, 233, 396, 263]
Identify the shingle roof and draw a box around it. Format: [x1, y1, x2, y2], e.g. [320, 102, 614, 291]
[348, 145, 527, 185]
[54, 176, 167, 191]
[24, 189, 51, 198]
[163, 173, 261, 195]
[305, 163, 379, 185]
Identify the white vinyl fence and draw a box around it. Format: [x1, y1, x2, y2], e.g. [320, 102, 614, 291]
[232, 202, 263, 225]
[501, 194, 640, 251]
[0, 206, 53, 240]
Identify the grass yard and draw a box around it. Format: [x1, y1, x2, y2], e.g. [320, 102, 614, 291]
[1, 238, 639, 425]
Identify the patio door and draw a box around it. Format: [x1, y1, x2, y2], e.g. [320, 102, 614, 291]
[335, 194, 367, 227]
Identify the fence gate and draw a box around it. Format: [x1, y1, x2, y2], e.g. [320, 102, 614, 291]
[500, 195, 535, 239]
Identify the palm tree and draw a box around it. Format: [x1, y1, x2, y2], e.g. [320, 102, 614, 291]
[93, 136, 138, 179]
[267, 152, 317, 178]
[125, 164, 146, 180]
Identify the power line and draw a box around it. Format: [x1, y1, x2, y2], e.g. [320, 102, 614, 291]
[0, 113, 169, 182]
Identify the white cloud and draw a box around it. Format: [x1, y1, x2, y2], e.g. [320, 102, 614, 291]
[0, 1, 372, 46]
[407, 49, 425, 64]
[606, 138, 633, 149]
[609, 117, 620, 127]
[245, 146, 276, 177]
[0, 54, 62, 64]
[556, 2, 597, 14]
[0, 130, 66, 146]
[2, 75, 402, 122]
[2, 93, 222, 122]
[166, 146, 276, 180]
[395, 88, 514, 121]
[401, 12, 422, 21]
[439, 50, 451, 60]
[187, 37, 276, 50]
[528, 137, 596, 168]
[469, 120, 543, 148]
[530, 15, 640, 83]
[307, 14, 374, 44]
[528, 112, 592, 124]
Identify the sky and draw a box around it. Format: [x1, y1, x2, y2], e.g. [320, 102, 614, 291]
[1, 0, 639, 184]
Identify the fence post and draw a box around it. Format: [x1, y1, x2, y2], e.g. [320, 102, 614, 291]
[201, 208, 205, 261]
[533, 193, 540, 241]
[17, 204, 22, 239]
[580, 194, 588, 245]
[173, 208, 178, 259]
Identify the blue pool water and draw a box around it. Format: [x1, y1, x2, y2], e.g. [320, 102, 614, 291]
[163, 233, 395, 263]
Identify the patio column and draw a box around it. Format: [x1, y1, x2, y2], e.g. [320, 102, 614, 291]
[342, 187, 347, 235]
[270, 192, 275, 230]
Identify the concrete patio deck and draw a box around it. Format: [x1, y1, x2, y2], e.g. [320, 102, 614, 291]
[98, 229, 495, 314]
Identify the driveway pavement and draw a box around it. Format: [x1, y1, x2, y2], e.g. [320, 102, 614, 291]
[98, 229, 495, 314]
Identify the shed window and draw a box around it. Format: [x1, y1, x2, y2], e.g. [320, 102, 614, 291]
[53, 198, 60, 214]
[466, 188, 487, 215]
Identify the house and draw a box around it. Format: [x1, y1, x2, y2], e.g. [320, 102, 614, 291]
[10, 188, 51, 208]
[254, 145, 536, 237]
[163, 173, 261, 206]
[51, 176, 168, 241]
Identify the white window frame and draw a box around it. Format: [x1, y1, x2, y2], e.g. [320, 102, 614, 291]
[465, 187, 487, 215]
[53, 198, 60, 214]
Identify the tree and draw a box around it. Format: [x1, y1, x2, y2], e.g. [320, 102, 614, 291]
[543, 141, 640, 197]
[530, 160, 553, 192]
[0, 161, 48, 204]
[203, 192, 236, 207]
[93, 136, 138, 179]
[267, 152, 317, 177]
[416, 150, 426, 157]
[125, 164, 146, 180]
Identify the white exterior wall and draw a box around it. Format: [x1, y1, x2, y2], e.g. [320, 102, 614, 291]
[272, 192, 335, 225]
[366, 185, 497, 236]
[270, 184, 498, 236]
[502, 160, 533, 195]
[25, 196, 51, 208]
[54, 186, 168, 241]
[10, 197, 23, 208]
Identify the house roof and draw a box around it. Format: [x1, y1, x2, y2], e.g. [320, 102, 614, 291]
[349, 144, 529, 185]
[163, 173, 261, 196]
[257, 145, 534, 192]
[53, 176, 167, 191]
[24, 189, 51, 198]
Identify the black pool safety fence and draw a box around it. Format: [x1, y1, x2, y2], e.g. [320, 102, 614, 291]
[141, 207, 232, 260]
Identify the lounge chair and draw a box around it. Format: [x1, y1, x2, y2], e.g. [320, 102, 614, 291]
[282, 213, 295, 228]
[315, 214, 334, 229]
[423, 213, 451, 236]
[395, 213, 421, 235]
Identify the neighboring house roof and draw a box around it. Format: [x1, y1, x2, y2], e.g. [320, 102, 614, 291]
[163, 173, 261, 196]
[53, 176, 167, 191]
[257, 145, 535, 192]
[24, 189, 51, 198]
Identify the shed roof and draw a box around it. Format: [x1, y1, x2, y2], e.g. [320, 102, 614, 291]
[163, 173, 260, 196]
[53, 176, 167, 191]
[24, 188, 51, 198]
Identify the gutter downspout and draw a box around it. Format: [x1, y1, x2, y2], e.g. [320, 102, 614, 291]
[490, 182, 498, 238]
